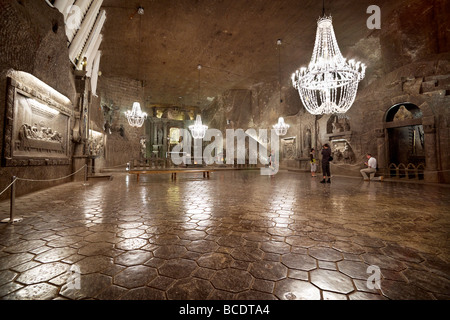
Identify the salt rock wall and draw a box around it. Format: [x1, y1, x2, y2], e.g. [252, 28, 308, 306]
[0, 0, 77, 200]
[97, 76, 146, 167]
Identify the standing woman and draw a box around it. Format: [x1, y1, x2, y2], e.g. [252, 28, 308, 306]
[320, 144, 332, 183]
[310, 148, 317, 177]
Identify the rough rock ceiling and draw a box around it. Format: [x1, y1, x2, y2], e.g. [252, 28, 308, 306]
[99, 0, 404, 108]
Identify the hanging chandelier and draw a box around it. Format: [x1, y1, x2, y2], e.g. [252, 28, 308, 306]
[125, 7, 147, 128]
[273, 117, 290, 136]
[189, 114, 208, 139]
[291, 15, 366, 115]
[188, 65, 208, 139]
[125, 102, 147, 128]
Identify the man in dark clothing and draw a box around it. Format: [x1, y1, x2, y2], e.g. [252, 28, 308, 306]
[320, 144, 332, 183]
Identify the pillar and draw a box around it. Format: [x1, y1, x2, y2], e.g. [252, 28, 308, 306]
[163, 120, 168, 159]
[423, 122, 438, 182]
[375, 128, 386, 172]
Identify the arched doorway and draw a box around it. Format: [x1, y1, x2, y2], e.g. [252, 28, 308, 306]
[384, 103, 425, 178]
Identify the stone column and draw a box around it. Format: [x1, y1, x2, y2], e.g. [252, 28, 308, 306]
[375, 128, 386, 172]
[423, 122, 438, 182]
[163, 120, 168, 159]
[72, 72, 89, 182]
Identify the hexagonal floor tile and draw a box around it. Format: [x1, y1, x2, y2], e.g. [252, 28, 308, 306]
[211, 268, 253, 293]
[310, 269, 354, 294]
[167, 278, 213, 299]
[308, 247, 343, 262]
[249, 260, 287, 281]
[197, 252, 233, 270]
[153, 245, 187, 259]
[158, 259, 197, 279]
[115, 250, 153, 267]
[230, 246, 264, 262]
[114, 265, 157, 289]
[274, 278, 321, 300]
[281, 253, 317, 271]
[186, 240, 218, 253]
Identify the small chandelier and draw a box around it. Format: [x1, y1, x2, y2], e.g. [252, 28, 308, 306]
[125, 7, 147, 128]
[125, 102, 147, 128]
[189, 115, 208, 139]
[291, 15, 366, 115]
[273, 117, 289, 136]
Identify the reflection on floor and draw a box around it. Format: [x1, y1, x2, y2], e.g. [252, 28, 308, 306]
[0, 170, 449, 300]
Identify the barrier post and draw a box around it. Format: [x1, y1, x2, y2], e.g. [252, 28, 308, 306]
[83, 165, 89, 186]
[1, 176, 22, 224]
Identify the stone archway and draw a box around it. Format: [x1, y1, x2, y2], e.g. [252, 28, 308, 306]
[385, 103, 425, 167]
[380, 100, 438, 182]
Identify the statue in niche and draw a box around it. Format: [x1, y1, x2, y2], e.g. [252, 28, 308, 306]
[140, 138, 147, 158]
[328, 115, 351, 134]
[157, 128, 163, 145]
[332, 122, 342, 133]
[304, 129, 312, 151]
[88, 134, 104, 158]
[342, 144, 355, 163]
[394, 105, 414, 121]
[101, 102, 117, 134]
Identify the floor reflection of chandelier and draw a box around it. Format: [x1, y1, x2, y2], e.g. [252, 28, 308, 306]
[292, 16, 366, 115]
[125, 102, 147, 128]
[273, 117, 289, 136]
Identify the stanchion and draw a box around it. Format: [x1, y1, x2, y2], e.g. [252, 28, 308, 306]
[1, 176, 22, 224]
[82, 165, 89, 186]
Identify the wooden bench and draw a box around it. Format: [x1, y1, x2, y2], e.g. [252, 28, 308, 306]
[128, 169, 213, 182]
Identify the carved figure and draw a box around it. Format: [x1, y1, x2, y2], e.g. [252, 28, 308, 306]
[394, 105, 414, 121]
[157, 128, 163, 145]
[18, 123, 64, 153]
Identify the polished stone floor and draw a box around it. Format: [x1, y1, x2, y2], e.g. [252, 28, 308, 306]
[0, 170, 449, 300]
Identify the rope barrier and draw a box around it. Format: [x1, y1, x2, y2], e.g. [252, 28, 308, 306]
[84, 162, 129, 170]
[1, 165, 88, 224]
[16, 165, 87, 182]
[0, 177, 18, 197]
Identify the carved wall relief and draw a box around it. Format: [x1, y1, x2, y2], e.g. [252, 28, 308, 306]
[2, 71, 72, 166]
[281, 137, 296, 160]
[88, 130, 104, 158]
[331, 139, 356, 164]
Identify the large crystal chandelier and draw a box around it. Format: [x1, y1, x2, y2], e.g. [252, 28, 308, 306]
[189, 115, 208, 139]
[273, 117, 289, 136]
[125, 102, 147, 127]
[291, 15, 366, 115]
